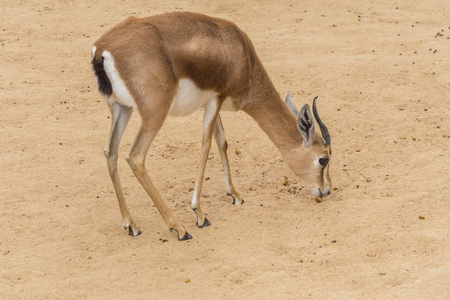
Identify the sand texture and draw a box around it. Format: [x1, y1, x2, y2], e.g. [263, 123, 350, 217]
[1, 0, 449, 298]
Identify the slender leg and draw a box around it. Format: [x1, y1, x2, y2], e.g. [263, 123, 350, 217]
[213, 115, 243, 205]
[104, 103, 141, 236]
[191, 98, 222, 227]
[126, 122, 192, 241]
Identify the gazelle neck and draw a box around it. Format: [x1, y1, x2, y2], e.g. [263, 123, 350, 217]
[241, 69, 303, 158]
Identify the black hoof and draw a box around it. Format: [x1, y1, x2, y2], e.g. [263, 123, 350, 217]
[127, 227, 141, 236]
[232, 198, 244, 205]
[228, 193, 244, 205]
[196, 218, 211, 228]
[179, 231, 193, 241]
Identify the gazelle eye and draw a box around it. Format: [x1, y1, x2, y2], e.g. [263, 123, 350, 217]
[319, 158, 329, 167]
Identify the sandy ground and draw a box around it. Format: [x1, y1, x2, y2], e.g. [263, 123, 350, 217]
[1, 0, 449, 298]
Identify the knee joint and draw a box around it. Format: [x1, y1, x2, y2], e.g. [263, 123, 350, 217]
[126, 155, 145, 175]
[103, 148, 110, 158]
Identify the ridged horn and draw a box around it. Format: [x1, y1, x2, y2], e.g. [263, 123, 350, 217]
[312, 97, 331, 146]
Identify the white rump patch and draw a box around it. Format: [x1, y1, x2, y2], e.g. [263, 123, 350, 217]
[102, 51, 137, 110]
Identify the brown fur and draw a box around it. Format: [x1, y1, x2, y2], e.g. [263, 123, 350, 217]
[92, 12, 332, 240]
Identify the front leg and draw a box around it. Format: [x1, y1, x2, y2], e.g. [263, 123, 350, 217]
[191, 98, 222, 227]
[213, 115, 243, 205]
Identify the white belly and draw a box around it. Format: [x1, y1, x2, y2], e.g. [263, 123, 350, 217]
[169, 79, 239, 116]
[169, 79, 217, 116]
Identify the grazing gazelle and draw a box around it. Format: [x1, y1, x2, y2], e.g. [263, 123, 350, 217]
[91, 12, 332, 240]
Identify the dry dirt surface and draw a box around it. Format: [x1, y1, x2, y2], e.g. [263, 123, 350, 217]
[1, 0, 449, 299]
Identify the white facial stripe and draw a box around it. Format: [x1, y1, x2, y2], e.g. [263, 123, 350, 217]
[314, 157, 321, 168]
[102, 51, 137, 109]
[92, 46, 96, 57]
[323, 164, 329, 184]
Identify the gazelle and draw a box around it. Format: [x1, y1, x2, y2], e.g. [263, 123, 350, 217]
[91, 12, 332, 240]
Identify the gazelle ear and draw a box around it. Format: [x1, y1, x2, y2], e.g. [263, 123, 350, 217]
[284, 92, 299, 116]
[297, 103, 315, 148]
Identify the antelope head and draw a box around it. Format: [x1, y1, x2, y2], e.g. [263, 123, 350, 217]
[284, 93, 332, 198]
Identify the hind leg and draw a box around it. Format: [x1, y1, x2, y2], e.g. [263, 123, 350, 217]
[104, 102, 141, 236]
[126, 107, 192, 241]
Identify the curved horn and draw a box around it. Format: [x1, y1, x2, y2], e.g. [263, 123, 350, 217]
[312, 97, 331, 146]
